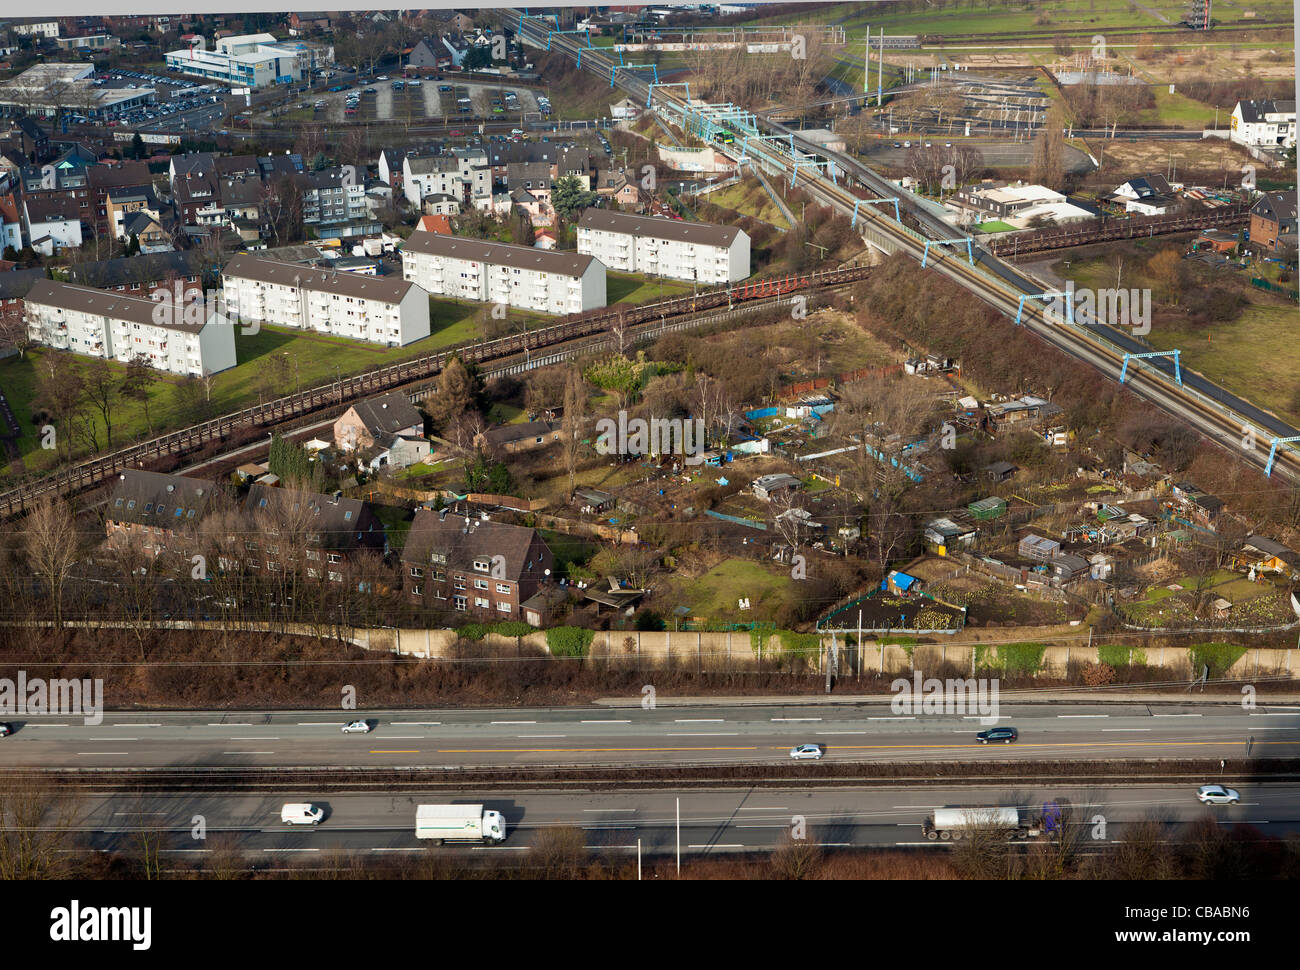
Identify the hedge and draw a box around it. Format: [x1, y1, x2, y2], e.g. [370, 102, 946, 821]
[547, 626, 595, 658]
[1189, 642, 1247, 680]
[1098, 643, 1147, 668]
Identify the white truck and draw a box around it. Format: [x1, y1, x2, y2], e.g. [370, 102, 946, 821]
[415, 804, 507, 844]
[922, 806, 1047, 841]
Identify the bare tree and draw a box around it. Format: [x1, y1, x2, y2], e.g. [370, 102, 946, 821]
[0, 777, 76, 879]
[23, 497, 79, 632]
[561, 364, 587, 498]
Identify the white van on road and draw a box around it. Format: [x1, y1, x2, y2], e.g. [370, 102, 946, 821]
[281, 803, 325, 826]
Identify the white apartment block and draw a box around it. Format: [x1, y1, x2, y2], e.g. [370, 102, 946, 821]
[1230, 99, 1297, 150]
[222, 254, 430, 346]
[402, 230, 606, 315]
[404, 149, 491, 210]
[165, 33, 334, 88]
[577, 210, 749, 284]
[303, 169, 368, 225]
[11, 21, 59, 38]
[24, 279, 237, 377]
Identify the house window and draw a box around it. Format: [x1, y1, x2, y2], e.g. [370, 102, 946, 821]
[496, 583, 511, 594]
[472, 558, 489, 572]
[327, 553, 342, 564]
[144, 503, 153, 513]
[412, 584, 423, 596]
[344, 510, 353, 521]
[474, 596, 489, 609]
[453, 595, 467, 611]
[496, 602, 511, 614]
[474, 579, 488, 590]
[410, 566, 424, 577]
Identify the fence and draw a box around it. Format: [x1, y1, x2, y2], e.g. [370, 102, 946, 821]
[1251, 277, 1299, 301]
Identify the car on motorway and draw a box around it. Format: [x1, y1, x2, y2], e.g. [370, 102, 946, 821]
[976, 727, 1018, 744]
[376, 75, 389, 81]
[511, 128, 524, 135]
[893, 141, 901, 148]
[342, 719, 372, 734]
[0, 723, 12, 737]
[281, 803, 325, 825]
[439, 84, 452, 91]
[944, 142, 952, 147]
[902, 140, 911, 148]
[1197, 785, 1240, 805]
[789, 743, 824, 761]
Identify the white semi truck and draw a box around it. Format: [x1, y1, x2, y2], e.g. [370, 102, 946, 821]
[416, 804, 507, 844]
[922, 806, 1048, 841]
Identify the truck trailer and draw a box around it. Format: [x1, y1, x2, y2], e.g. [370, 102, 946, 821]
[415, 804, 507, 844]
[922, 806, 1046, 841]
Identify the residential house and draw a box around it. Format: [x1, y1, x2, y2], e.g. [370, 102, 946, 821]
[1235, 535, 1300, 578]
[222, 253, 431, 345]
[0, 268, 47, 343]
[1108, 174, 1179, 215]
[401, 509, 555, 620]
[65, 250, 206, 300]
[415, 214, 453, 235]
[1249, 190, 1297, 252]
[1230, 99, 1296, 150]
[334, 391, 425, 452]
[22, 195, 82, 255]
[577, 209, 750, 284]
[401, 230, 607, 315]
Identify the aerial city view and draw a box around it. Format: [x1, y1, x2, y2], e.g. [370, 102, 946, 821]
[0, 0, 1295, 934]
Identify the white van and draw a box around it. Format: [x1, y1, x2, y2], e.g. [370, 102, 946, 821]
[281, 803, 325, 826]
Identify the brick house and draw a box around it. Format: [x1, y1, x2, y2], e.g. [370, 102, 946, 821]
[1249, 190, 1297, 253]
[475, 419, 562, 455]
[401, 509, 554, 620]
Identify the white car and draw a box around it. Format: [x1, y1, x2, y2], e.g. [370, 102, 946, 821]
[342, 719, 372, 734]
[1196, 785, 1239, 805]
[790, 744, 824, 761]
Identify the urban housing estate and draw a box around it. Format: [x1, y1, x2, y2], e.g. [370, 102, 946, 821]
[576, 209, 750, 284]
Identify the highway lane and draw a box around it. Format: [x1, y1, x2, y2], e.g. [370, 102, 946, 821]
[50, 784, 1300, 856]
[3, 701, 1297, 768]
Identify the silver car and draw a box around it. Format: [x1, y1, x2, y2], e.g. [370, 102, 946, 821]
[790, 743, 824, 761]
[1196, 785, 1239, 805]
[341, 719, 372, 734]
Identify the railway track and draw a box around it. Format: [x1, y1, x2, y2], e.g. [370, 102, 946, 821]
[513, 10, 1300, 484]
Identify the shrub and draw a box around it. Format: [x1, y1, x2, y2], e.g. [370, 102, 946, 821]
[1082, 661, 1116, 687]
[546, 626, 594, 658]
[1098, 643, 1146, 668]
[1189, 642, 1247, 680]
[777, 630, 820, 659]
[492, 622, 535, 639]
[994, 642, 1047, 675]
[456, 623, 490, 641]
[634, 610, 666, 631]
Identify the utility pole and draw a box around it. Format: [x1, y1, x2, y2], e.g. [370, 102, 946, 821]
[877, 27, 884, 107]
[675, 797, 681, 876]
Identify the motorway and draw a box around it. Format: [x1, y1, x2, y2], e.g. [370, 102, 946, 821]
[50, 784, 1300, 857]
[3, 701, 1298, 768]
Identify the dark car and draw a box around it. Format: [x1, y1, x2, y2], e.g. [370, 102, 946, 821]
[976, 727, 1018, 744]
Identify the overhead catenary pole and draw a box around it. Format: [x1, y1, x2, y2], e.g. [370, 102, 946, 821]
[877, 27, 884, 107]
[864, 23, 870, 94]
[676, 797, 681, 876]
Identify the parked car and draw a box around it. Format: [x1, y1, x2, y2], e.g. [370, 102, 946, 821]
[790, 743, 824, 761]
[342, 719, 372, 734]
[976, 727, 1018, 744]
[1196, 785, 1240, 805]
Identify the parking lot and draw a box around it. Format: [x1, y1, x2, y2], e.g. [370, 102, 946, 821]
[296, 77, 543, 125]
[96, 69, 229, 133]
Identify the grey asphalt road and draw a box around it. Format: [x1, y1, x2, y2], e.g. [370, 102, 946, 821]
[55, 783, 1300, 857]
[3, 701, 1297, 768]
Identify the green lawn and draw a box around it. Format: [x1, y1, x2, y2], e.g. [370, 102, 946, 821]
[606, 271, 694, 305]
[667, 558, 800, 623]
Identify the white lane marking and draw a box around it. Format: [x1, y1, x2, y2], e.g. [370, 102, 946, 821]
[1249, 712, 1300, 716]
[772, 717, 822, 722]
[582, 719, 631, 723]
[817, 731, 868, 735]
[675, 718, 725, 723]
[688, 844, 743, 849]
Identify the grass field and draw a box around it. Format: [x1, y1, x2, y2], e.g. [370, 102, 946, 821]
[667, 557, 799, 623]
[703, 178, 791, 230]
[1054, 252, 1300, 424]
[607, 271, 695, 305]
